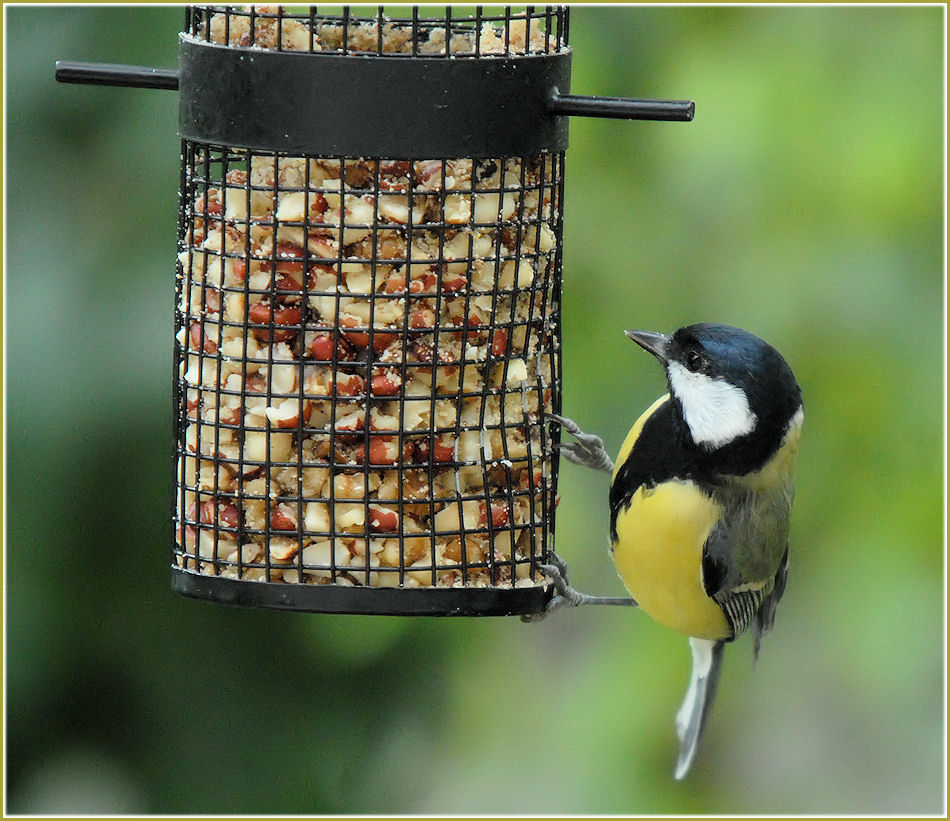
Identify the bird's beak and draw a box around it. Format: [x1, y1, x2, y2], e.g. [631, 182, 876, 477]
[625, 329, 671, 362]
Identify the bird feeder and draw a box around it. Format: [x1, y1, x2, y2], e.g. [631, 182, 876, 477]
[56, 5, 693, 618]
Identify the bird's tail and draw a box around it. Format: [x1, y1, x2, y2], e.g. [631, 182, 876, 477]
[674, 637, 726, 780]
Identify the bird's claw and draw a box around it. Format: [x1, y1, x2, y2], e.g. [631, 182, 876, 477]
[540, 548, 570, 579]
[547, 413, 614, 474]
[521, 551, 639, 622]
[521, 553, 595, 622]
[521, 552, 575, 621]
[538, 561, 587, 606]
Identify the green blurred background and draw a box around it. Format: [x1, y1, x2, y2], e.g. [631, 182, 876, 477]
[4, 4, 945, 814]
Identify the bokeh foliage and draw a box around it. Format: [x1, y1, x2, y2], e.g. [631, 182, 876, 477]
[4, 5, 944, 814]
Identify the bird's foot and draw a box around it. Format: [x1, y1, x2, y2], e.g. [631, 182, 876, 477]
[547, 413, 615, 474]
[521, 552, 637, 622]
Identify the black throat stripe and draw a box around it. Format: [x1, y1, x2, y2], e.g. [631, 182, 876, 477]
[609, 398, 702, 542]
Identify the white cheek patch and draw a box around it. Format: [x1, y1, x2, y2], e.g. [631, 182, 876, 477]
[785, 405, 805, 438]
[667, 362, 757, 448]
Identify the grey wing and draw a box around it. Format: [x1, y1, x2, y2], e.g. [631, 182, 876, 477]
[701, 483, 794, 642]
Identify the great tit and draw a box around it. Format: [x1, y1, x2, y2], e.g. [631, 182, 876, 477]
[541, 323, 803, 780]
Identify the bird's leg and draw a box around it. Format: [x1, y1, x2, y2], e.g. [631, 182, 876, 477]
[522, 552, 637, 622]
[542, 555, 638, 608]
[548, 413, 615, 474]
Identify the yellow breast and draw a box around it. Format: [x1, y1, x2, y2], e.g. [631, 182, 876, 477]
[612, 480, 731, 640]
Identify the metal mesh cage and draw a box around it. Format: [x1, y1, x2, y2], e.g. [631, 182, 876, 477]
[183, 5, 568, 56]
[172, 7, 568, 614]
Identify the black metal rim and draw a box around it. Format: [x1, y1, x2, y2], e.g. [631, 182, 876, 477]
[171, 567, 553, 616]
[177, 38, 572, 157]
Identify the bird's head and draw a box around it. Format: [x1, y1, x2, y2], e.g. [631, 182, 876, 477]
[626, 323, 802, 455]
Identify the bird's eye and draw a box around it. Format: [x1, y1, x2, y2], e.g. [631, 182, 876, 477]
[684, 350, 703, 373]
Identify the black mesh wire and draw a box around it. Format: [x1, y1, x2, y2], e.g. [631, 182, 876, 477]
[172, 6, 566, 601]
[184, 5, 568, 57]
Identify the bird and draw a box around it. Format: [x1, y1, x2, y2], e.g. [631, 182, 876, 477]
[540, 322, 803, 780]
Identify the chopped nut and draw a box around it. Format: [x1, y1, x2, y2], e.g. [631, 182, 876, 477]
[370, 370, 402, 396]
[308, 333, 353, 363]
[247, 303, 302, 343]
[333, 408, 365, 433]
[304, 502, 330, 533]
[339, 315, 398, 351]
[378, 192, 426, 225]
[300, 540, 349, 578]
[369, 506, 399, 532]
[480, 502, 511, 529]
[269, 536, 299, 563]
[270, 504, 298, 531]
[353, 435, 412, 466]
[243, 430, 293, 463]
[330, 373, 365, 397]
